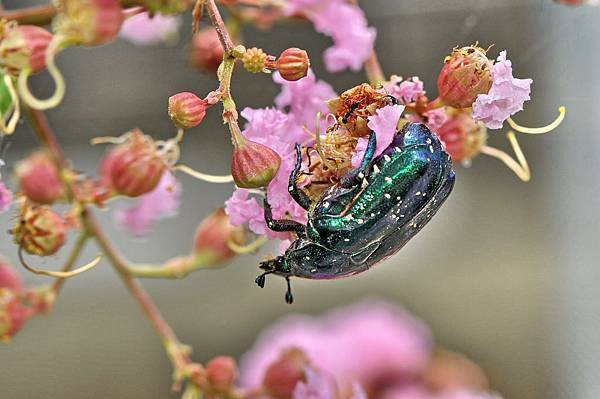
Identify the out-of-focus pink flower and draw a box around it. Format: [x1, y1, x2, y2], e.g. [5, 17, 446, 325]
[116, 171, 181, 236]
[285, 0, 376, 72]
[424, 108, 449, 132]
[384, 76, 426, 104]
[472, 51, 532, 130]
[293, 367, 338, 399]
[119, 12, 181, 46]
[0, 260, 22, 292]
[381, 387, 501, 399]
[0, 181, 13, 213]
[352, 104, 405, 167]
[240, 300, 432, 394]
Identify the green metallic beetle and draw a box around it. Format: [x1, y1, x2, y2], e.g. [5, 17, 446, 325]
[256, 122, 456, 303]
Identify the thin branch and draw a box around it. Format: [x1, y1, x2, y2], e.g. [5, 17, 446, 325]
[206, 0, 235, 54]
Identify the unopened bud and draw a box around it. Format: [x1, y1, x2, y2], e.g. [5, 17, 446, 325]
[12, 205, 67, 256]
[263, 348, 309, 399]
[189, 27, 223, 73]
[231, 132, 281, 189]
[168, 92, 208, 129]
[437, 45, 493, 109]
[206, 356, 238, 390]
[99, 129, 166, 197]
[435, 109, 487, 162]
[56, 0, 124, 46]
[275, 48, 309, 81]
[0, 290, 27, 341]
[242, 47, 269, 73]
[15, 150, 64, 205]
[0, 259, 22, 292]
[193, 208, 246, 265]
[0, 25, 53, 74]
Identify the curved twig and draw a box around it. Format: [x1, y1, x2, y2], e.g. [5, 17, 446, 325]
[18, 247, 102, 278]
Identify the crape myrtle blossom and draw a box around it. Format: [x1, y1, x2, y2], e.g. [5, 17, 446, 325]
[119, 12, 182, 46]
[380, 387, 501, 399]
[384, 76, 426, 104]
[472, 51, 532, 130]
[293, 367, 368, 399]
[284, 0, 376, 72]
[0, 181, 13, 213]
[116, 171, 181, 236]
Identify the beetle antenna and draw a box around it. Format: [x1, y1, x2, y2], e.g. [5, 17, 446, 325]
[285, 276, 294, 304]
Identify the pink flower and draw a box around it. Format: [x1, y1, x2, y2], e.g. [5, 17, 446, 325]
[116, 171, 181, 236]
[284, 1, 376, 72]
[472, 51, 532, 130]
[119, 12, 181, 46]
[384, 76, 426, 104]
[292, 367, 338, 399]
[381, 387, 501, 399]
[0, 181, 13, 213]
[424, 108, 449, 132]
[352, 104, 405, 167]
[225, 189, 285, 239]
[240, 300, 432, 393]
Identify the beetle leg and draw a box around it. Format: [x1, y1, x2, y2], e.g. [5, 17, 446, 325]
[340, 131, 377, 188]
[287, 144, 313, 211]
[264, 198, 307, 236]
[285, 276, 294, 304]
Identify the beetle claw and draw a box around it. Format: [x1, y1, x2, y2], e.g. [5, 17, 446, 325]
[255, 273, 267, 288]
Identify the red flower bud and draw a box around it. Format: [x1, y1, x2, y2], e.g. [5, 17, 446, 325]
[99, 129, 166, 197]
[0, 259, 22, 292]
[168, 92, 208, 129]
[189, 27, 223, 73]
[0, 290, 27, 341]
[262, 348, 309, 399]
[231, 133, 281, 189]
[437, 46, 493, 109]
[12, 205, 67, 256]
[275, 48, 309, 82]
[193, 208, 246, 265]
[57, 0, 124, 46]
[206, 356, 238, 390]
[0, 25, 53, 74]
[435, 110, 487, 162]
[15, 150, 65, 205]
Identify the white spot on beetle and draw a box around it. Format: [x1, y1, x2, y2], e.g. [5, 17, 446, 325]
[385, 177, 392, 183]
[384, 155, 392, 162]
[384, 193, 391, 199]
[373, 165, 380, 174]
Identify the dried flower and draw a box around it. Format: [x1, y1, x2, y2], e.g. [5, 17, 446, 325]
[15, 150, 65, 205]
[119, 12, 181, 46]
[99, 129, 166, 198]
[231, 130, 281, 189]
[435, 110, 487, 162]
[275, 48, 310, 82]
[168, 92, 208, 129]
[472, 51, 532, 130]
[437, 46, 493, 109]
[12, 205, 67, 256]
[206, 356, 238, 390]
[0, 25, 53, 74]
[56, 0, 124, 46]
[189, 27, 223, 73]
[192, 208, 246, 265]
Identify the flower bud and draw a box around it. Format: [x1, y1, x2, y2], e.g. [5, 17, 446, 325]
[189, 27, 223, 73]
[0, 290, 27, 341]
[262, 348, 309, 399]
[0, 25, 53, 74]
[56, 0, 124, 46]
[143, 0, 192, 14]
[12, 205, 67, 256]
[435, 110, 487, 162]
[437, 45, 493, 109]
[193, 208, 246, 265]
[422, 350, 489, 392]
[231, 133, 281, 189]
[206, 356, 238, 390]
[0, 259, 22, 292]
[15, 150, 65, 205]
[242, 47, 269, 73]
[168, 92, 208, 129]
[275, 48, 309, 81]
[99, 130, 166, 198]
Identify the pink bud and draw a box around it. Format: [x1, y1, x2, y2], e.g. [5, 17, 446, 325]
[188, 27, 223, 73]
[275, 48, 309, 81]
[206, 356, 238, 390]
[435, 109, 487, 162]
[192, 208, 246, 266]
[58, 0, 124, 46]
[0, 290, 27, 341]
[437, 46, 493, 109]
[12, 205, 67, 256]
[262, 348, 309, 399]
[15, 150, 65, 205]
[0, 259, 22, 292]
[168, 92, 208, 129]
[0, 25, 53, 74]
[231, 137, 281, 189]
[99, 129, 166, 198]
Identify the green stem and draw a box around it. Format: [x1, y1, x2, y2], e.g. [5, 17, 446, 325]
[125, 253, 218, 279]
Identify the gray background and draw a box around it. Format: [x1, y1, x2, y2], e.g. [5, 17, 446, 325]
[0, 1, 598, 398]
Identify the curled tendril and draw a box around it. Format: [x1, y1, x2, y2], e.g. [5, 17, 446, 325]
[18, 247, 102, 279]
[1, 74, 20, 135]
[507, 106, 566, 134]
[17, 35, 66, 111]
[481, 131, 530, 182]
[173, 164, 234, 183]
[227, 235, 267, 254]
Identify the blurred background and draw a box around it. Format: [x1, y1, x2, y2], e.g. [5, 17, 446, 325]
[1, 0, 599, 398]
